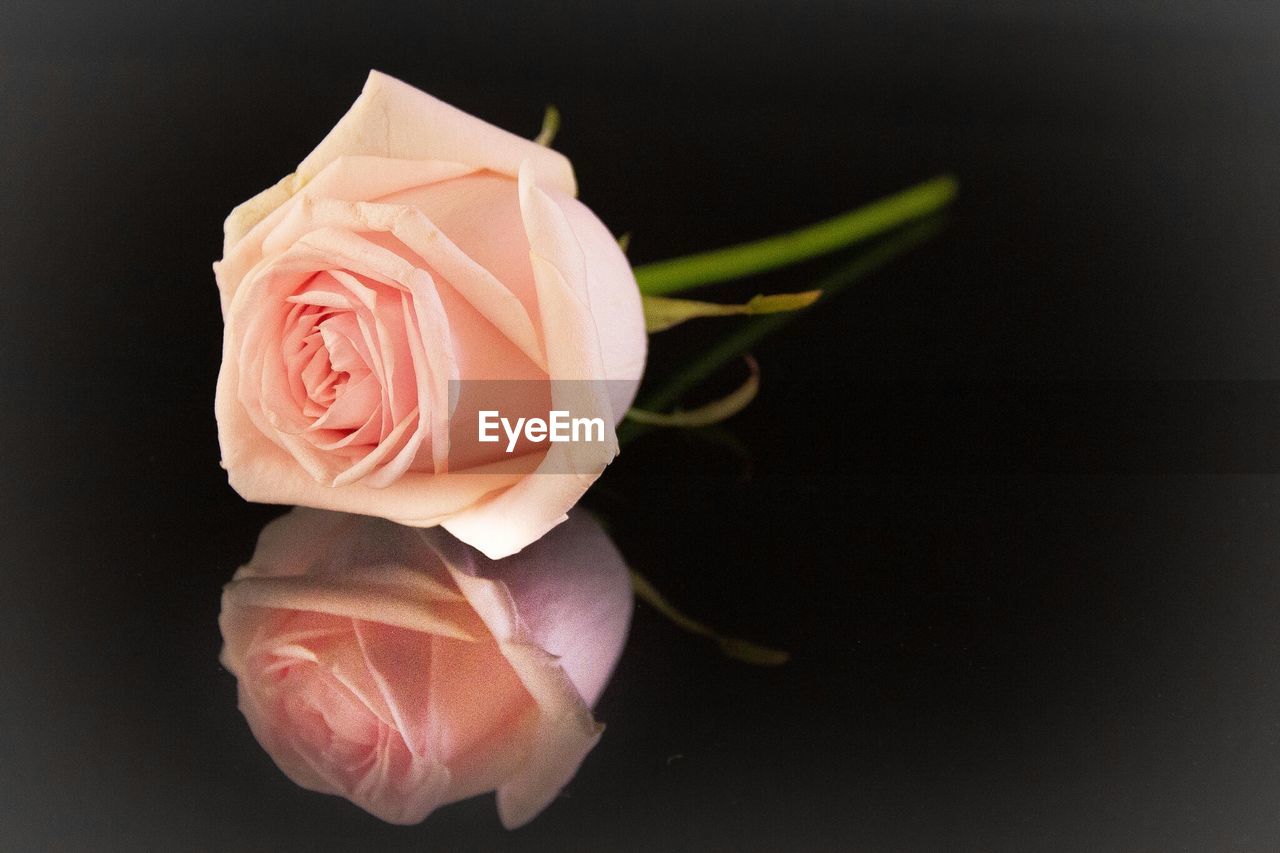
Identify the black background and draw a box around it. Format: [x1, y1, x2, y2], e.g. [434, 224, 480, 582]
[5, 1, 1280, 850]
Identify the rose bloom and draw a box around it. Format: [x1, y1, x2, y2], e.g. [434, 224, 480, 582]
[214, 71, 646, 559]
[219, 507, 632, 828]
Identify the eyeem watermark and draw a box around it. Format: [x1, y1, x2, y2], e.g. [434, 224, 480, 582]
[447, 379, 627, 475]
[478, 410, 607, 453]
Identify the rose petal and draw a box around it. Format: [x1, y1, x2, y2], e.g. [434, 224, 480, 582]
[444, 569, 602, 830]
[472, 511, 633, 706]
[440, 162, 617, 559]
[552, 193, 646, 420]
[218, 156, 477, 311]
[299, 71, 575, 209]
[379, 176, 548, 369]
[221, 69, 576, 258]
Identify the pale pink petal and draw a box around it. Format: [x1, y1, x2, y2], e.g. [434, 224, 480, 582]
[354, 748, 452, 825]
[476, 511, 633, 706]
[216, 367, 525, 524]
[553, 193, 647, 420]
[309, 373, 380, 432]
[440, 163, 617, 559]
[267, 191, 548, 377]
[350, 620, 435, 756]
[289, 225, 458, 478]
[222, 227, 458, 490]
[298, 71, 575, 207]
[436, 511, 632, 828]
[218, 156, 476, 310]
[445, 568, 603, 829]
[219, 511, 482, 646]
[221, 573, 477, 642]
[381, 175, 545, 357]
[221, 69, 575, 260]
[362, 200, 547, 371]
[422, 633, 533, 799]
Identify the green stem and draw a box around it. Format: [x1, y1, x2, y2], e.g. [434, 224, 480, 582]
[619, 216, 944, 446]
[632, 175, 957, 295]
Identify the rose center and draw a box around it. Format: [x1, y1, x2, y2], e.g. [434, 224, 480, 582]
[284, 301, 378, 435]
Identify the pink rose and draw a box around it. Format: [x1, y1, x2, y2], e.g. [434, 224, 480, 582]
[218, 507, 632, 828]
[214, 71, 646, 559]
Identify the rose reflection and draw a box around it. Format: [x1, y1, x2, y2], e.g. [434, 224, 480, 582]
[218, 508, 631, 828]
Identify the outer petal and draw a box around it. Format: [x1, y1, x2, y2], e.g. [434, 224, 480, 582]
[223, 71, 576, 252]
[474, 511, 632, 706]
[440, 162, 619, 559]
[435, 510, 632, 829]
[216, 157, 476, 310]
[219, 511, 485, 660]
[554, 193, 646, 420]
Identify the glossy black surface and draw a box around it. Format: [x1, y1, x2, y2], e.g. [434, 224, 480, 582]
[5, 2, 1280, 850]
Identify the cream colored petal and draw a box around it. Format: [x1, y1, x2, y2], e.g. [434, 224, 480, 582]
[552, 192, 646, 420]
[222, 575, 477, 642]
[222, 70, 576, 255]
[218, 157, 477, 310]
[299, 71, 576, 201]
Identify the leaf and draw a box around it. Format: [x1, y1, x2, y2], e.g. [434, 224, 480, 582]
[642, 290, 821, 333]
[626, 355, 759, 427]
[534, 105, 561, 147]
[630, 570, 790, 666]
[618, 217, 945, 447]
[715, 637, 792, 667]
